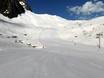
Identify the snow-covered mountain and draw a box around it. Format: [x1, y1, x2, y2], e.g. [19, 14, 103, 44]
[0, 11, 104, 48]
[1, 11, 104, 78]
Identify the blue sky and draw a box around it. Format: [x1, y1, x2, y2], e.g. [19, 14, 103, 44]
[28, 0, 104, 20]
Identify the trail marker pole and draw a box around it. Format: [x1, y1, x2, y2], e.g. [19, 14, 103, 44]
[96, 33, 103, 48]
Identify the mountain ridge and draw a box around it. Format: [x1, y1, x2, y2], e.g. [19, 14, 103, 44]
[0, 11, 104, 47]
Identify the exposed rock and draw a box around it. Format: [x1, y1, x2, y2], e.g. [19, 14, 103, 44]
[19, 0, 32, 11]
[0, 0, 32, 18]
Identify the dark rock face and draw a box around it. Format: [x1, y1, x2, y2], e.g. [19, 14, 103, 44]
[0, 0, 32, 18]
[19, 0, 32, 11]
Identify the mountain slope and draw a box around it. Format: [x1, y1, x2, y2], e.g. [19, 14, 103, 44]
[0, 11, 104, 78]
[0, 11, 104, 48]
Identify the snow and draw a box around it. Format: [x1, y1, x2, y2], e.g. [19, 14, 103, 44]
[0, 11, 104, 78]
[0, 40, 104, 78]
[1, 11, 104, 47]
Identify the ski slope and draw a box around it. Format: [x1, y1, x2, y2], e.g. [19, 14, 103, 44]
[0, 11, 104, 78]
[0, 40, 104, 78]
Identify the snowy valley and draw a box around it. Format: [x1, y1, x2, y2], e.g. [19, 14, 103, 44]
[0, 11, 104, 78]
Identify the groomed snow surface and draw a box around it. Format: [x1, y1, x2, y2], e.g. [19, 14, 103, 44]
[0, 11, 104, 78]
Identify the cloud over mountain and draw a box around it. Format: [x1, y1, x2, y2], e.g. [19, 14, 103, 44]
[67, 0, 104, 15]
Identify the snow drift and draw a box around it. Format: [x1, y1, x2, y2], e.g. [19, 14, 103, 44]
[0, 11, 104, 48]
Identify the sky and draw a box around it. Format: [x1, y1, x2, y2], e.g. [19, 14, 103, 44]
[28, 0, 104, 20]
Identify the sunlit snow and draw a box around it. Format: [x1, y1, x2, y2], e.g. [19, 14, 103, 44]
[0, 11, 104, 78]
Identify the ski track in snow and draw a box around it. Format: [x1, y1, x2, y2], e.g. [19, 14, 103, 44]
[0, 40, 104, 78]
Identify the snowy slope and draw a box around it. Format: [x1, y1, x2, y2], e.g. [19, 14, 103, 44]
[0, 40, 104, 78]
[0, 11, 104, 78]
[0, 11, 104, 48]
[0, 11, 70, 48]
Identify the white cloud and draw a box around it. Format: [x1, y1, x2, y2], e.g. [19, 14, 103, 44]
[67, 0, 104, 15]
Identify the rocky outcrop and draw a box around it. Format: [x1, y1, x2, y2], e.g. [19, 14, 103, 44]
[19, 0, 32, 11]
[0, 0, 31, 18]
